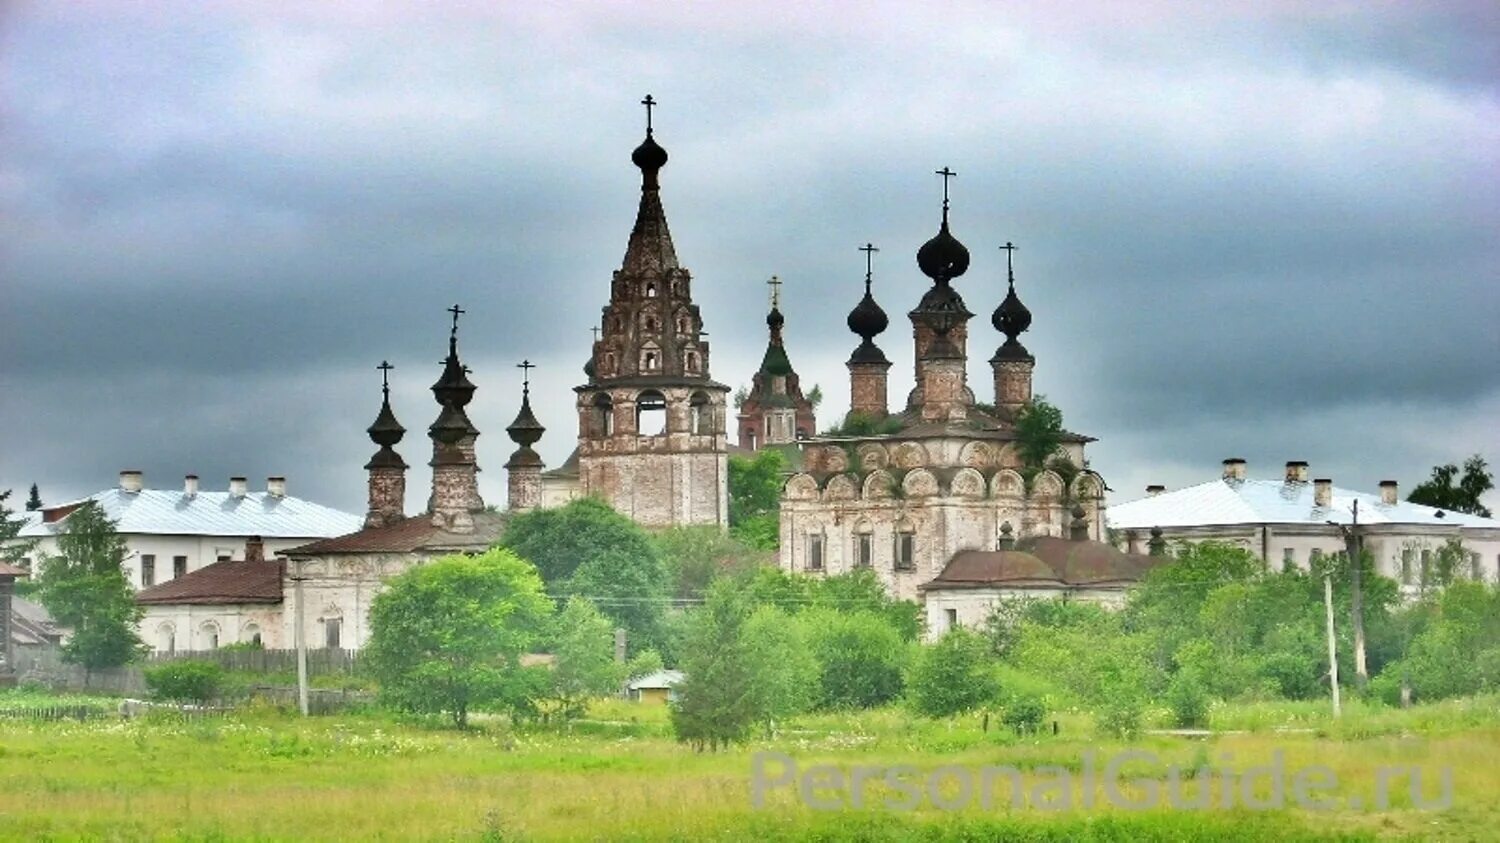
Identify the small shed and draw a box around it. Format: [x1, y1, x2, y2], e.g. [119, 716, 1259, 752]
[627, 669, 684, 704]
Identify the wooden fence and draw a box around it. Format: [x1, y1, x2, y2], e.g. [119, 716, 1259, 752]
[146, 648, 361, 676]
[0, 704, 110, 722]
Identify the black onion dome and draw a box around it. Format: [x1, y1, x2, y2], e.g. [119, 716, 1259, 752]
[429, 403, 473, 446]
[993, 284, 1032, 339]
[766, 305, 785, 331]
[583, 356, 597, 380]
[367, 397, 405, 448]
[506, 395, 545, 448]
[632, 133, 668, 172]
[917, 219, 970, 282]
[847, 290, 889, 339]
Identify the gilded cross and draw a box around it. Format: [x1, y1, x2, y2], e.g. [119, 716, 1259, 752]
[641, 94, 657, 133]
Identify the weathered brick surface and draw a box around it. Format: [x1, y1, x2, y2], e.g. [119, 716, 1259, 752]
[365, 467, 406, 528]
[993, 358, 1034, 414]
[847, 361, 891, 417]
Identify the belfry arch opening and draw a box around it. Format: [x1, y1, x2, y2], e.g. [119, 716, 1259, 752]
[689, 390, 712, 435]
[592, 392, 614, 436]
[636, 389, 668, 436]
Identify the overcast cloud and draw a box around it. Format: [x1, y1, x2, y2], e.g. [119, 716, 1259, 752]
[2, 1, 1497, 516]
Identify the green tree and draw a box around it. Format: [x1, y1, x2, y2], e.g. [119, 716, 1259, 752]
[811, 568, 922, 642]
[1013, 396, 1065, 471]
[728, 448, 786, 551]
[34, 502, 144, 673]
[805, 383, 823, 410]
[539, 597, 627, 723]
[0, 488, 38, 565]
[802, 608, 909, 709]
[652, 526, 765, 601]
[671, 580, 759, 750]
[502, 497, 658, 586]
[25, 484, 43, 512]
[364, 548, 552, 727]
[908, 628, 999, 718]
[743, 605, 818, 734]
[1407, 454, 1493, 518]
[565, 546, 670, 657]
[144, 660, 223, 704]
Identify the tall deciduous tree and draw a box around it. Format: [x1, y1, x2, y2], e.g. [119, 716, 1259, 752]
[671, 580, 759, 750]
[652, 526, 765, 601]
[743, 605, 818, 734]
[728, 448, 786, 550]
[1407, 454, 1493, 518]
[34, 502, 144, 673]
[565, 546, 670, 658]
[365, 548, 552, 728]
[539, 597, 627, 723]
[501, 497, 659, 586]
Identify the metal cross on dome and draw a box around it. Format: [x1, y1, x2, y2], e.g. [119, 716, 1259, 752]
[377, 360, 394, 397]
[935, 167, 957, 210]
[859, 243, 879, 290]
[447, 303, 466, 337]
[641, 94, 657, 133]
[517, 359, 535, 395]
[767, 275, 782, 309]
[999, 241, 1017, 283]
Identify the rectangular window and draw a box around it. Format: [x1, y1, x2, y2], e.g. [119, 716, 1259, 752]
[325, 618, 342, 650]
[140, 554, 156, 587]
[807, 535, 824, 571]
[1281, 547, 1295, 572]
[895, 533, 915, 571]
[855, 534, 873, 568]
[1401, 548, 1414, 584]
[1471, 552, 1482, 581]
[173, 556, 188, 579]
[945, 608, 958, 630]
[1420, 549, 1432, 583]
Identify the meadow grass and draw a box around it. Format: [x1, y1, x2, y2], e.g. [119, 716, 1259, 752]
[0, 695, 1495, 841]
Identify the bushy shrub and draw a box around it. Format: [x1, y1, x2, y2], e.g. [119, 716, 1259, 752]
[908, 628, 998, 718]
[1167, 671, 1210, 728]
[144, 660, 223, 704]
[802, 609, 909, 709]
[1097, 698, 1143, 739]
[1001, 693, 1046, 734]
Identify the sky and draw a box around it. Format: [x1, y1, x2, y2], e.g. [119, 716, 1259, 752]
[2, 1, 1497, 517]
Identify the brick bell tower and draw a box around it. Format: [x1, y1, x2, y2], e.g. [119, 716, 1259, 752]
[574, 95, 730, 528]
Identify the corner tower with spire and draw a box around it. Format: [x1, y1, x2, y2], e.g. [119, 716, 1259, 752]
[563, 95, 730, 528]
[736, 276, 817, 449]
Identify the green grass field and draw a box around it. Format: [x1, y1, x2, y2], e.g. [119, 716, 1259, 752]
[1, 693, 1496, 841]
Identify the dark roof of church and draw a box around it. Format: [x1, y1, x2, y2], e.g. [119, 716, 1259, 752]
[283, 511, 508, 556]
[136, 559, 285, 606]
[922, 537, 1160, 591]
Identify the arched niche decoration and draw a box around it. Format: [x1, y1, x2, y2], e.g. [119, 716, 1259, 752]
[822, 446, 849, 474]
[959, 441, 996, 468]
[1070, 471, 1104, 501]
[950, 467, 986, 499]
[996, 443, 1023, 469]
[1031, 469, 1064, 499]
[902, 468, 939, 498]
[862, 469, 895, 500]
[823, 473, 858, 502]
[990, 468, 1025, 499]
[891, 442, 927, 470]
[784, 473, 819, 501]
[857, 443, 890, 472]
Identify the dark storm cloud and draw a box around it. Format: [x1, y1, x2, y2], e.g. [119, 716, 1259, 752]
[2, 2, 1496, 514]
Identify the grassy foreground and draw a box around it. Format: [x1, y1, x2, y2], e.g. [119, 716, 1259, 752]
[0, 695, 1496, 841]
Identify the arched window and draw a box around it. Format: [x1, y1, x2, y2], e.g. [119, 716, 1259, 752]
[157, 623, 176, 654]
[592, 393, 614, 436]
[242, 623, 262, 647]
[689, 391, 711, 435]
[198, 621, 220, 651]
[645, 282, 657, 298]
[677, 317, 689, 333]
[637, 390, 667, 436]
[894, 523, 917, 571]
[685, 351, 699, 373]
[853, 522, 874, 568]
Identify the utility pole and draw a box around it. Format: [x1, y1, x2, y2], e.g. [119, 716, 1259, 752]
[1323, 569, 1342, 718]
[1345, 500, 1368, 687]
[293, 559, 309, 716]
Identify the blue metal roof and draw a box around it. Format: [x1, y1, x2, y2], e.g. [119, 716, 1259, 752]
[19, 487, 362, 539]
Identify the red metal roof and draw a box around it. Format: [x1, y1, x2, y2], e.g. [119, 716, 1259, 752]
[135, 559, 284, 606]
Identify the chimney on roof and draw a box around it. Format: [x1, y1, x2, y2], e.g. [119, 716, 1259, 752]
[1146, 484, 1165, 496]
[1285, 461, 1309, 483]
[229, 477, 248, 498]
[1314, 478, 1333, 508]
[244, 535, 265, 563]
[119, 470, 143, 493]
[1380, 480, 1398, 506]
[266, 476, 286, 498]
[183, 475, 199, 497]
[1222, 458, 1246, 482]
